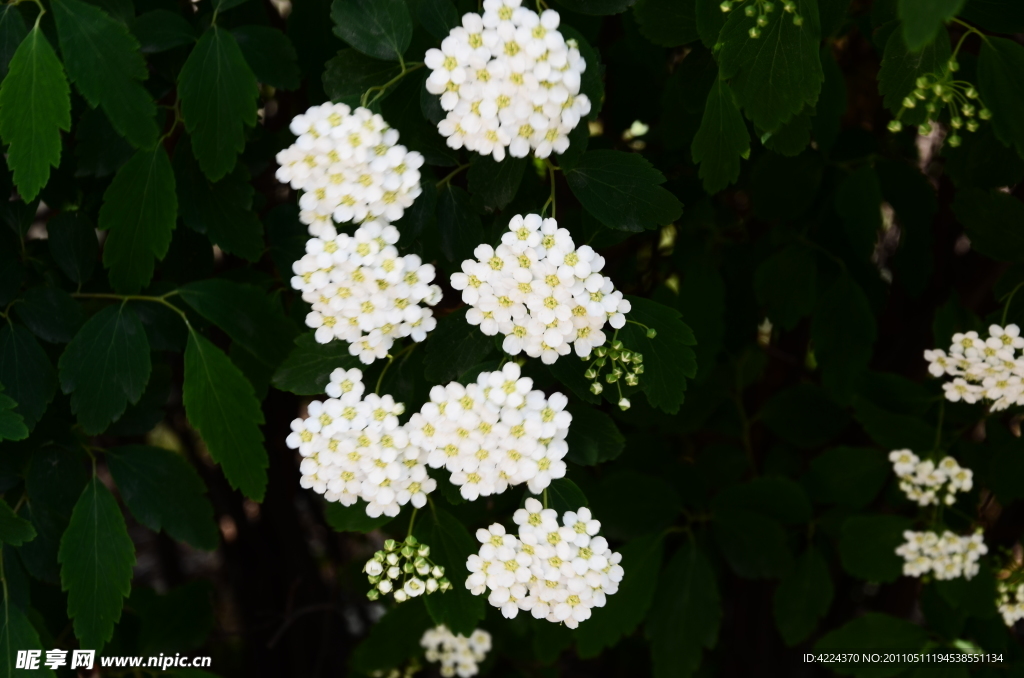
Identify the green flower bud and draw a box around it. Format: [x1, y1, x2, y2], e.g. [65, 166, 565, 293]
[967, 119, 979, 132]
[611, 340, 624, 351]
[948, 134, 962, 147]
[764, 1, 775, 11]
[720, 0, 732, 11]
[925, 102, 936, 113]
[744, 4, 756, 16]
[902, 96, 916, 110]
[605, 372, 619, 384]
[414, 557, 428, 569]
[646, 327, 657, 339]
[962, 103, 975, 117]
[634, 364, 645, 375]
[941, 92, 953, 103]
[950, 116, 962, 129]
[966, 86, 978, 99]
[625, 373, 639, 387]
[916, 77, 929, 89]
[757, 15, 768, 26]
[367, 589, 380, 601]
[386, 552, 400, 566]
[367, 575, 380, 585]
[932, 84, 944, 96]
[918, 122, 932, 135]
[887, 119, 903, 133]
[590, 382, 604, 395]
[401, 545, 415, 558]
[402, 561, 414, 574]
[620, 350, 633, 362]
[594, 346, 607, 358]
[405, 535, 418, 546]
[374, 551, 386, 562]
[608, 349, 620, 360]
[618, 398, 631, 411]
[633, 352, 643, 363]
[784, 0, 795, 12]
[584, 368, 597, 379]
[384, 539, 398, 551]
[980, 108, 992, 120]
[417, 545, 430, 557]
[594, 357, 606, 367]
[913, 88, 927, 100]
[792, 13, 803, 25]
[749, 26, 761, 38]
[948, 59, 959, 72]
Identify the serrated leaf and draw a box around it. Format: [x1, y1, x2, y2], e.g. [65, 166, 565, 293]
[618, 296, 696, 414]
[19, 444, 88, 584]
[811, 274, 877, 403]
[806, 447, 888, 508]
[47, 211, 98, 284]
[839, 514, 911, 583]
[691, 75, 750, 193]
[952, 188, 1024, 262]
[577, 534, 664, 657]
[183, 329, 268, 502]
[98, 146, 177, 293]
[59, 477, 136, 652]
[330, 0, 412, 62]
[814, 46, 846, 155]
[758, 383, 848, 448]
[415, 0, 458, 40]
[815, 613, 928, 677]
[633, 0, 698, 47]
[178, 279, 296, 369]
[696, 0, 727, 48]
[897, 0, 964, 52]
[52, 0, 158, 149]
[272, 333, 360, 395]
[978, 37, 1024, 160]
[713, 508, 792, 579]
[423, 308, 494, 382]
[878, 26, 950, 125]
[853, 396, 934, 451]
[0, 605, 54, 678]
[762, 107, 813, 156]
[0, 6, 27, 81]
[414, 507, 485, 636]
[754, 244, 816, 331]
[178, 26, 258, 181]
[717, 0, 823, 132]
[541, 478, 588, 515]
[106, 361, 170, 436]
[0, 323, 57, 429]
[467, 155, 527, 210]
[565, 404, 624, 465]
[0, 25, 71, 201]
[0, 388, 27, 441]
[646, 541, 721, 678]
[231, 25, 300, 91]
[713, 477, 811, 524]
[107, 445, 219, 551]
[323, 501, 393, 532]
[0, 498, 34, 546]
[174, 140, 263, 261]
[351, 600, 432, 674]
[131, 9, 195, 53]
[556, 0, 635, 15]
[565, 150, 683, 232]
[774, 547, 833, 646]
[58, 304, 151, 434]
[13, 287, 82, 344]
[322, 49, 402, 105]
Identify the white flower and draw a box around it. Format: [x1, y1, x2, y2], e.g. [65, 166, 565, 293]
[890, 450, 974, 507]
[421, 625, 492, 677]
[895, 529, 987, 581]
[927, 324, 1024, 409]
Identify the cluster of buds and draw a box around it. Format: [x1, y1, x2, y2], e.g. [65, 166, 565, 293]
[364, 536, 452, 602]
[583, 334, 650, 411]
[887, 59, 991, 147]
[369, 659, 421, 678]
[720, 0, 804, 38]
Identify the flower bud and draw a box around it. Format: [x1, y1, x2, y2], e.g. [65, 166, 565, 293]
[792, 14, 803, 25]
[950, 116, 962, 129]
[625, 373, 639, 387]
[916, 76, 929, 89]
[633, 352, 643, 363]
[405, 535, 418, 546]
[605, 372, 619, 384]
[948, 59, 959, 72]
[902, 96, 916, 110]
[764, 1, 774, 11]
[367, 575, 381, 585]
[980, 108, 992, 120]
[967, 119, 979, 132]
[634, 364, 644, 375]
[432, 565, 444, 578]
[594, 346, 607, 358]
[618, 398, 631, 411]
[720, 0, 732, 11]
[401, 545, 415, 558]
[611, 340, 623, 351]
[403, 561, 415, 574]
[394, 589, 408, 603]
[918, 122, 932, 136]
[378, 579, 393, 594]
[887, 119, 903, 133]
[417, 545, 430, 558]
[416, 563, 430, 576]
[426, 578, 439, 593]
[757, 15, 768, 26]
[646, 327, 657, 339]
[367, 589, 380, 601]
[966, 86, 978, 99]
[948, 134, 962, 147]
[384, 539, 398, 551]
[373, 551, 386, 562]
[620, 350, 633, 362]
[590, 382, 603, 395]
[365, 560, 384, 577]
[608, 349, 620, 360]
[584, 368, 597, 379]
[744, 4, 756, 15]
[962, 103, 975, 117]
[784, 0, 795, 11]
[594, 357, 606, 367]
[386, 553, 400, 566]
[749, 26, 761, 38]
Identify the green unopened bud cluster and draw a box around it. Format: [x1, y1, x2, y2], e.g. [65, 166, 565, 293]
[584, 338, 647, 411]
[719, 0, 803, 38]
[369, 658, 422, 678]
[887, 58, 991, 147]
[363, 535, 452, 603]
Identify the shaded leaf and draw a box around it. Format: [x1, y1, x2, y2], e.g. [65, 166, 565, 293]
[691, 75, 749, 193]
[565, 404, 624, 465]
[467, 155, 527, 211]
[131, 9, 195, 53]
[272, 333, 361, 395]
[815, 613, 928, 678]
[898, 0, 965, 52]
[423, 308, 494, 382]
[323, 501, 393, 532]
[878, 26, 949, 125]
[633, 0, 698, 47]
[754, 244, 817, 331]
[952, 188, 1024, 262]
[619, 296, 697, 414]
[839, 514, 911, 583]
[774, 547, 833, 645]
[811, 275, 877, 403]
[13, 287, 82, 344]
[806, 447, 889, 508]
[0, 498, 34, 546]
[0, 323, 57, 429]
[566, 150, 683, 232]
[47, 211, 98, 284]
[322, 49, 401, 105]
[978, 36, 1024, 160]
[414, 508, 485, 636]
[330, 0, 413, 62]
[231, 25, 300, 91]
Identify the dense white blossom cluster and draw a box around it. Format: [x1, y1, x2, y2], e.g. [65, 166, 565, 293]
[889, 450, 973, 506]
[407, 363, 570, 500]
[425, 0, 591, 160]
[421, 626, 492, 677]
[286, 368, 436, 517]
[925, 324, 1024, 410]
[290, 221, 442, 364]
[451, 214, 629, 364]
[465, 501, 623, 628]
[997, 581, 1024, 627]
[363, 536, 451, 602]
[896, 529, 988, 580]
[276, 103, 424, 235]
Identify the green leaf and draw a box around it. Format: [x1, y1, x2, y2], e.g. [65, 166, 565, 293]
[751, 150, 824, 220]
[619, 296, 697, 414]
[542, 478, 589, 515]
[898, 0, 965, 52]
[762, 107, 813, 156]
[437, 184, 483, 262]
[0, 323, 57, 429]
[713, 508, 792, 579]
[272, 333, 360, 395]
[174, 140, 263, 262]
[662, 48, 717, 152]
[943, 124, 1024, 189]
[951, 188, 1024, 262]
[774, 547, 833, 645]
[351, 600, 431, 674]
[74, 106, 133, 177]
[107, 445, 219, 551]
[814, 47, 846, 155]
[59, 476, 136, 653]
[806, 447, 889, 508]
[559, 26, 603, 121]
[414, 0, 458, 40]
[179, 279, 296, 369]
[131, 582, 215, 655]
[130, 9, 195, 53]
[853, 396, 934, 451]
[0, 605, 54, 678]
[51, 0, 158, 149]
[231, 25, 300, 91]
[13, 287, 82, 344]
[695, 0, 727, 48]
[414, 507, 485, 636]
[633, 0, 698, 46]
[839, 514, 911, 583]
[0, 384, 27, 441]
[19, 444, 88, 584]
[0, 25, 71, 201]
[106, 361, 170, 436]
[577, 534, 664, 657]
[713, 477, 812, 524]
[178, 26, 258, 181]
[323, 501, 393, 532]
[47, 211, 98, 284]
[754, 244, 817, 330]
[556, 0, 635, 15]
[878, 26, 950, 125]
[565, 150, 683, 232]
[646, 541, 721, 678]
[836, 167, 883, 257]
[322, 48, 401, 105]
[58, 304, 151, 434]
[423, 307, 494, 382]
[330, 0, 412, 62]
[0, 6, 27, 81]
[98, 146, 178, 293]
[717, 0, 823, 132]
[811, 274, 877, 403]
[467, 155, 527, 211]
[758, 384, 848, 448]
[183, 329, 268, 502]
[565, 404, 624, 465]
[815, 613, 928, 677]
[0, 498, 34, 546]
[691, 75, 750, 193]
[959, 0, 1024, 34]
[978, 37, 1024, 160]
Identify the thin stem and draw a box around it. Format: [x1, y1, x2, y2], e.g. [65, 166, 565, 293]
[542, 488, 549, 509]
[436, 163, 470, 188]
[1001, 280, 1024, 325]
[542, 160, 557, 218]
[361, 62, 425, 108]
[375, 342, 417, 394]
[72, 292, 190, 325]
[951, 18, 992, 49]
[407, 507, 419, 538]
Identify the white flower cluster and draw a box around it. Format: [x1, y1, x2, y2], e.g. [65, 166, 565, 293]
[286, 368, 437, 517]
[425, 0, 591, 160]
[925, 324, 1024, 410]
[420, 625, 492, 678]
[290, 220, 442, 364]
[896, 529, 988, 580]
[465, 501, 623, 628]
[407, 363, 570, 500]
[997, 581, 1024, 627]
[363, 536, 451, 602]
[451, 214, 629, 364]
[889, 450, 973, 506]
[275, 103, 424, 235]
